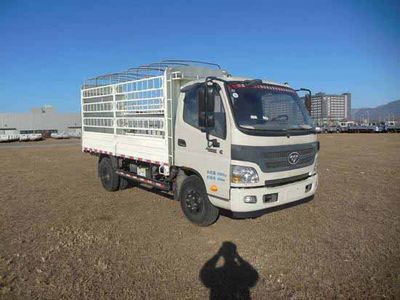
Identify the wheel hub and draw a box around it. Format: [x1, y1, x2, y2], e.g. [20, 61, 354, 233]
[185, 190, 202, 214]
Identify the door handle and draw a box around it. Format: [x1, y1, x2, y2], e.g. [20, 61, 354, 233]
[177, 138, 186, 147]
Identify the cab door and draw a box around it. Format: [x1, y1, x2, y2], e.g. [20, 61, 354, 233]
[175, 82, 231, 200]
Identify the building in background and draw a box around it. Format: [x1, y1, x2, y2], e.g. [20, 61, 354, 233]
[308, 92, 351, 125]
[0, 105, 81, 137]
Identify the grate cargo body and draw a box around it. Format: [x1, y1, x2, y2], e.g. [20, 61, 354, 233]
[80, 63, 226, 170]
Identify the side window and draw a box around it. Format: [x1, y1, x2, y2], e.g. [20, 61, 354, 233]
[209, 91, 226, 139]
[183, 86, 199, 128]
[182, 85, 226, 140]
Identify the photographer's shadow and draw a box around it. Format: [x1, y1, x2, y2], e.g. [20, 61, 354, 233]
[200, 241, 259, 300]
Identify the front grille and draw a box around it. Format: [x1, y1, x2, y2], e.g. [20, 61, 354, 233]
[231, 142, 318, 173]
[264, 147, 316, 172]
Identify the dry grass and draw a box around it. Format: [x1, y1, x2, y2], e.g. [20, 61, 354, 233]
[0, 134, 399, 299]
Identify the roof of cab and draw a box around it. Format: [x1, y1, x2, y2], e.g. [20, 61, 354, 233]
[181, 76, 292, 91]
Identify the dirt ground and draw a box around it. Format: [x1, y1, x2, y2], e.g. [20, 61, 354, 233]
[0, 134, 399, 299]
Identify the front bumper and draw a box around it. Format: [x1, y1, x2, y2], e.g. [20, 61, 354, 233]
[229, 173, 318, 213]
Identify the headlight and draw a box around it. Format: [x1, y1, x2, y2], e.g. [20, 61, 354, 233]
[231, 165, 259, 184]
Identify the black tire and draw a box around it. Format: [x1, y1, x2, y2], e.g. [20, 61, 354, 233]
[174, 171, 187, 201]
[179, 175, 219, 226]
[98, 157, 120, 191]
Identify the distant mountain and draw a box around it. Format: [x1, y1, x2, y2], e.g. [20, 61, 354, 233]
[352, 99, 400, 122]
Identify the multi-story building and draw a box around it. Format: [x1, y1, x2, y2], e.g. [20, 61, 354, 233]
[307, 92, 351, 125]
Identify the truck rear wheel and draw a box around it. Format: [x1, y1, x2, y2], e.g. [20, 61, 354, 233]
[98, 157, 120, 191]
[179, 175, 219, 226]
[119, 177, 130, 190]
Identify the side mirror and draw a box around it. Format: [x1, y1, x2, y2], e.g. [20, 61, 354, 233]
[295, 88, 312, 114]
[206, 85, 215, 128]
[198, 84, 215, 129]
[198, 86, 207, 128]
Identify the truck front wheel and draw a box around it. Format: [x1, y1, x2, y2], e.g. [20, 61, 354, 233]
[179, 175, 219, 226]
[98, 157, 120, 191]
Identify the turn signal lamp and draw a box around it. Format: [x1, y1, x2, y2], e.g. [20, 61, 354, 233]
[210, 184, 218, 192]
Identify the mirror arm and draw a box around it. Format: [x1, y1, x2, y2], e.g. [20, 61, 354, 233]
[205, 131, 220, 148]
[211, 139, 220, 148]
[295, 88, 312, 97]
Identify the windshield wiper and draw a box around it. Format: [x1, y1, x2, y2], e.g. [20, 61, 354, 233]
[287, 127, 307, 131]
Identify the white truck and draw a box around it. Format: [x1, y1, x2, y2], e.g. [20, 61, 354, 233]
[81, 60, 319, 226]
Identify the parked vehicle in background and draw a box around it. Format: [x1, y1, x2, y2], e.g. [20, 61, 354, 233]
[379, 122, 388, 133]
[0, 128, 20, 142]
[80, 60, 319, 226]
[51, 132, 70, 139]
[19, 134, 30, 142]
[337, 121, 349, 133]
[369, 122, 385, 133]
[19, 133, 43, 141]
[348, 123, 373, 133]
[323, 125, 339, 133]
[386, 121, 400, 133]
[317, 120, 399, 134]
[28, 133, 43, 141]
[68, 131, 81, 138]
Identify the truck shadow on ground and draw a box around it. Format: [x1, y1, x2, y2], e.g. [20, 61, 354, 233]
[199, 241, 259, 300]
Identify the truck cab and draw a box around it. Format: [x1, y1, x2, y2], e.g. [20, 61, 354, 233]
[174, 77, 318, 223]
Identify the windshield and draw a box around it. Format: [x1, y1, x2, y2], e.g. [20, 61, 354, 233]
[228, 83, 313, 132]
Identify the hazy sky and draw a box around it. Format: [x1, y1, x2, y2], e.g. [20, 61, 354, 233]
[0, 0, 399, 112]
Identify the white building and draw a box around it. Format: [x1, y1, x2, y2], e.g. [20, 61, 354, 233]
[309, 92, 351, 125]
[0, 106, 81, 136]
